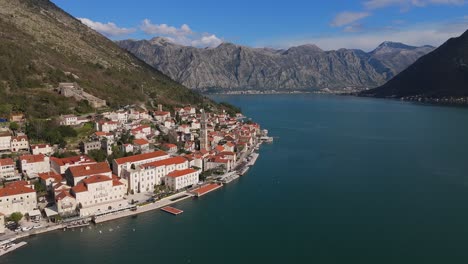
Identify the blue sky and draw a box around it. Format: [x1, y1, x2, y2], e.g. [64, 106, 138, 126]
[52, 0, 468, 50]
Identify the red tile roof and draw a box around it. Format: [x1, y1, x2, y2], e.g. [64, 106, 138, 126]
[114, 151, 168, 165]
[55, 190, 74, 201]
[38, 172, 63, 182]
[142, 156, 187, 168]
[83, 175, 112, 185]
[0, 181, 35, 197]
[11, 135, 28, 141]
[215, 145, 225, 152]
[0, 158, 14, 166]
[163, 143, 177, 149]
[133, 139, 149, 146]
[71, 183, 87, 193]
[68, 162, 111, 177]
[20, 154, 45, 163]
[167, 168, 197, 178]
[154, 111, 170, 116]
[50, 155, 95, 166]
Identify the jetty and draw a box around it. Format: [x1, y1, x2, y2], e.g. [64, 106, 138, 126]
[93, 191, 194, 223]
[0, 241, 27, 257]
[191, 183, 223, 197]
[161, 206, 184, 215]
[247, 153, 259, 166]
[217, 171, 240, 184]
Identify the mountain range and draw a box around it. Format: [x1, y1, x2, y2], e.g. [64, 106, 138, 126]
[361, 29, 468, 99]
[117, 38, 434, 92]
[0, 0, 214, 118]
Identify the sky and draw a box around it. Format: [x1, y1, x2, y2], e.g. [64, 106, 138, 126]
[51, 0, 468, 51]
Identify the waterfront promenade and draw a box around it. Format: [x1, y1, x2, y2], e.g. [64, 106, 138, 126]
[94, 191, 194, 224]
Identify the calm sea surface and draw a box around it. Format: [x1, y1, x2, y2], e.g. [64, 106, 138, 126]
[4, 94, 468, 264]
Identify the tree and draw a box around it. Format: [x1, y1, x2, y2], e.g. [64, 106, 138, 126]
[9, 122, 19, 131]
[8, 212, 23, 224]
[34, 181, 47, 194]
[88, 149, 107, 162]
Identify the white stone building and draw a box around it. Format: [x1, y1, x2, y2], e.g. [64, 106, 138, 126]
[0, 132, 11, 151]
[70, 175, 127, 217]
[112, 150, 170, 177]
[59, 115, 78, 126]
[0, 158, 15, 181]
[165, 168, 199, 191]
[18, 154, 50, 178]
[55, 190, 77, 216]
[10, 136, 29, 152]
[0, 181, 37, 216]
[122, 156, 188, 194]
[50, 155, 96, 174]
[30, 144, 53, 155]
[65, 162, 112, 186]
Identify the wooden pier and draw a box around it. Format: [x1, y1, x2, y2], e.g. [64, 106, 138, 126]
[160, 206, 184, 215]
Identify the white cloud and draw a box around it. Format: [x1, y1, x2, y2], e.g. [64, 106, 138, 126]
[140, 19, 223, 48]
[78, 18, 136, 37]
[140, 19, 193, 36]
[260, 18, 468, 51]
[191, 34, 223, 47]
[331, 11, 371, 27]
[363, 0, 465, 10]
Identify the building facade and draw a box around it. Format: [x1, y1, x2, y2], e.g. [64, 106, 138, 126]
[122, 156, 189, 194]
[18, 154, 50, 178]
[165, 168, 199, 191]
[70, 175, 126, 217]
[0, 181, 37, 216]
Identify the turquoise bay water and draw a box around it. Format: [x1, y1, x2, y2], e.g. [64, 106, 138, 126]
[4, 94, 468, 264]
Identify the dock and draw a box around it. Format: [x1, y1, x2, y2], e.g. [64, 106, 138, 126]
[216, 171, 240, 184]
[0, 241, 27, 256]
[191, 183, 223, 197]
[239, 166, 250, 175]
[160, 206, 184, 215]
[247, 153, 259, 166]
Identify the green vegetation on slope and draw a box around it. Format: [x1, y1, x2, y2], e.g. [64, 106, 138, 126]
[0, 0, 216, 118]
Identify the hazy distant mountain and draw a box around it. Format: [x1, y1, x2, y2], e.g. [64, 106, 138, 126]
[117, 38, 434, 92]
[361, 30, 468, 98]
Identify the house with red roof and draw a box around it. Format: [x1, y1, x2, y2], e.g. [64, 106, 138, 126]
[38, 171, 65, 191]
[30, 143, 53, 155]
[112, 150, 170, 177]
[206, 156, 232, 172]
[154, 111, 171, 122]
[50, 155, 96, 174]
[10, 135, 29, 152]
[70, 175, 127, 217]
[55, 190, 77, 216]
[165, 168, 199, 191]
[132, 138, 150, 153]
[96, 120, 119, 133]
[0, 181, 37, 216]
[122, 156, 189, 194]
[18, 154, 50, 178]
[162, 143, 178, 154]
[0, 158, 16, 181]
[65, 162, 112, 186]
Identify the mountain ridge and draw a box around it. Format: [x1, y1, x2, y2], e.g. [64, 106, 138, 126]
[117, 38, 434, 92]
[361, 29, 468, 99]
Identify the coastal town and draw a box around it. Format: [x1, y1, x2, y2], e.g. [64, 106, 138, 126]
[0, 88, 271, 255]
